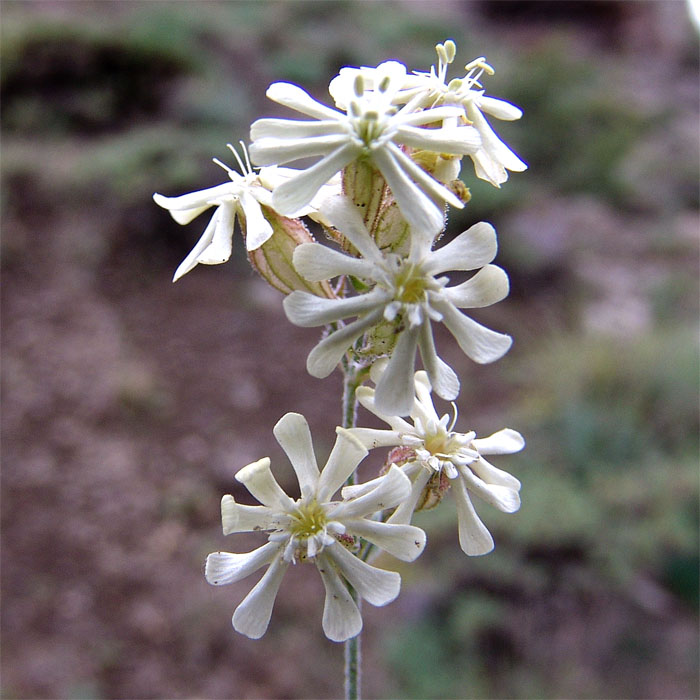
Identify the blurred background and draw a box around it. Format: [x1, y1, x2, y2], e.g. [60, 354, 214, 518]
[2, 1, 698, 698]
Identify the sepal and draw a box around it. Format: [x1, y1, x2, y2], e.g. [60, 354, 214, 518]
[246, 206, 336, 298]
[339, 159, 389, 251]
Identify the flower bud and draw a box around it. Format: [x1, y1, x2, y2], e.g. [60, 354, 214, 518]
[246, 206, 336, 298]
[415, 469, 451, 512]
[340, 159, 390, 249]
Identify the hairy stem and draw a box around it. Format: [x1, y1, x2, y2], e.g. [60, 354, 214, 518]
[341, 358, 364, 699]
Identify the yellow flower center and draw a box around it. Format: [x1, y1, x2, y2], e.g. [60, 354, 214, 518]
[288, 500, 328, 540]
[393, 263, 427, 304]
[423, 430, 449, 456]
[354, 111, 388, 147]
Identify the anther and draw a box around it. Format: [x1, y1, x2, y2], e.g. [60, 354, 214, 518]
[354, 74, 364, 98]
[436, 43, 448, 66]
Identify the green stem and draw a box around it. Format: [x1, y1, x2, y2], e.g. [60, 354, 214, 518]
[344, 630, 361, 700]
[341, 358, 364, 699]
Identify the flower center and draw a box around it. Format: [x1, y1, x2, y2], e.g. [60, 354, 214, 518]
[393, 262, 427, 304]
[423, 429, 449, 456]
[288, 500, 328, 541]
[355, 112, 387, 147]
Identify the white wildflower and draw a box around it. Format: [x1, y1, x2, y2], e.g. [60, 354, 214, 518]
[349, 366, 524, 556]
[153, 143, 337, 281]
[283, 195, 512, 416]
[248, 60, 481, 235]
[330, 42, 527, 186]
[204, 412, 426, 642]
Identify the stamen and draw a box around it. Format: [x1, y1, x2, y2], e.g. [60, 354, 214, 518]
[240, 140, 254, 173]
[212, 157, 234, 174]
[378, 75, 391, 93]
[227, 142, 248, 174]
[444, 40, 457, 64]
[465, 56, 494, 74]
[448, 402, 459, 432]
[435, 43, 448, 67]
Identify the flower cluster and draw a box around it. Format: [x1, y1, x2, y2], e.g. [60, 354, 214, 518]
[155, 40, 526, 642]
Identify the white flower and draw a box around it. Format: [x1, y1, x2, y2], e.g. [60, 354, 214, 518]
[330, 43, 527, 187]
[153, 143, 338, 282]
[204, 412, 426, 642]
[283, 195, 512, 416]
[348, 366, 524, 556]
[248, 60, 481, 235]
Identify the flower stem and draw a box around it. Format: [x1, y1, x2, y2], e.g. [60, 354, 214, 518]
[341, 357, 364, 699]
[344, 630, 361, 700]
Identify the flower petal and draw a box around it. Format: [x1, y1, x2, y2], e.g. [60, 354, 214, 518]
[396, 124, 481, 155]
[478, 95, 523, 121]
[172, 210, 219, 282]
[444, 265, 509, 308]
[465, 103, 528, 180]
[470, 456, 521, 491]
[469, 104, 528, 169]
[319, 196, 386, 264]
[472, 428, 525, 455]
[370, 146, 446, 236]
[397, 105, 466, 126]
[221, 494, 278, 534]
[422, 221, 497, 276]
[232, 554, 289, 639]
[265, 82, 344, 121]
[451, 476, 494, 556]
[472, 149, 508, 187]
[205, 541, 280, 586]
[330, 464, 410, 520]
[460, 467, 521, 513]
[153, 183, 235, 223]
[325, 541, 401, 606]
[235, 457, 296, 510]
[273, 413, 319, 499]
[249, 134, 349, 166]
[250, 118, 345, 140]
[316, 428, 368, 502]
[283, 288, 387, 328]
[293, 242, 376, 282]
[417, 320, 459, 401]
[316, 554, 362, 642]
[305, 308, 385, 378]
[345, 427, 402, 450]
[197, 201, 235, 265]
[374, 326, 420, 416]
[344, 518, 426, 562]
[436, 300, 512, 364]
[386, 142, 464, 210]
[387, 466, 431, 525]
[355, 386, 415, 434]
[240, 190, 274, 250]
[271, 143, 359, 215]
